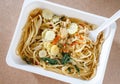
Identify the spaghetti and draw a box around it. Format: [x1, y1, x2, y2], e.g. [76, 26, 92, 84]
[16, 8, 104, 80]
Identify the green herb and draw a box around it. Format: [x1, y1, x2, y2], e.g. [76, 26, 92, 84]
[74, 65, 80, 72]
[22, 56, 32, 64]
[61, 52, 71, 65]
[41, 57, 58, 65]
[67, 67, 71, 72]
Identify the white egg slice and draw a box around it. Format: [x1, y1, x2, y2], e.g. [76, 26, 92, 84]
[39, 50, 47, 57]
[67, 23, 78, 34]
[44, 31, 55, 41]
[42, 9, 54, 20]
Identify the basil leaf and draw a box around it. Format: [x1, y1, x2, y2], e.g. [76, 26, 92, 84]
[22, 56, 32, 64]
[67, 67, 71, 72]
[41, 57, 58, 65]
[61, 52, 71, 65]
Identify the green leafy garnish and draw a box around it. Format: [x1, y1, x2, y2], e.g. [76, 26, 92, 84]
[61, 52, 71, 65]
[41, 57, 58, 65]
[22, 56, 32, 64]
[74, 65, 80, 72]
[67, 67, 71, 72]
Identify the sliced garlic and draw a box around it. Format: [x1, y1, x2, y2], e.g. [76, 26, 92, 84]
[67, 23, 78, 34]
[44, 42, 52, 49]
[42, 9, 54, 20]
[44, 30, 55, 41]
[44, 42, 49, 49]
[51, 45, 59, 56]
[43, 42, 53, 55]
[52, 16, 60, 23]
[39, 49, 47, 57]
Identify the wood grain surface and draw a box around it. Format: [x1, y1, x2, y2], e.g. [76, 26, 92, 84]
[0, 0, 120, 84]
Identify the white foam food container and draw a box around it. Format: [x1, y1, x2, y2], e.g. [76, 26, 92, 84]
[6, 0, 117, 84]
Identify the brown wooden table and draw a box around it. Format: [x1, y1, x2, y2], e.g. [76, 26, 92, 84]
[0, 0, 120, 84]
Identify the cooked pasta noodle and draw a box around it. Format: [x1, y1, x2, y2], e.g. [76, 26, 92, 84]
[16, 8, 104, 80]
